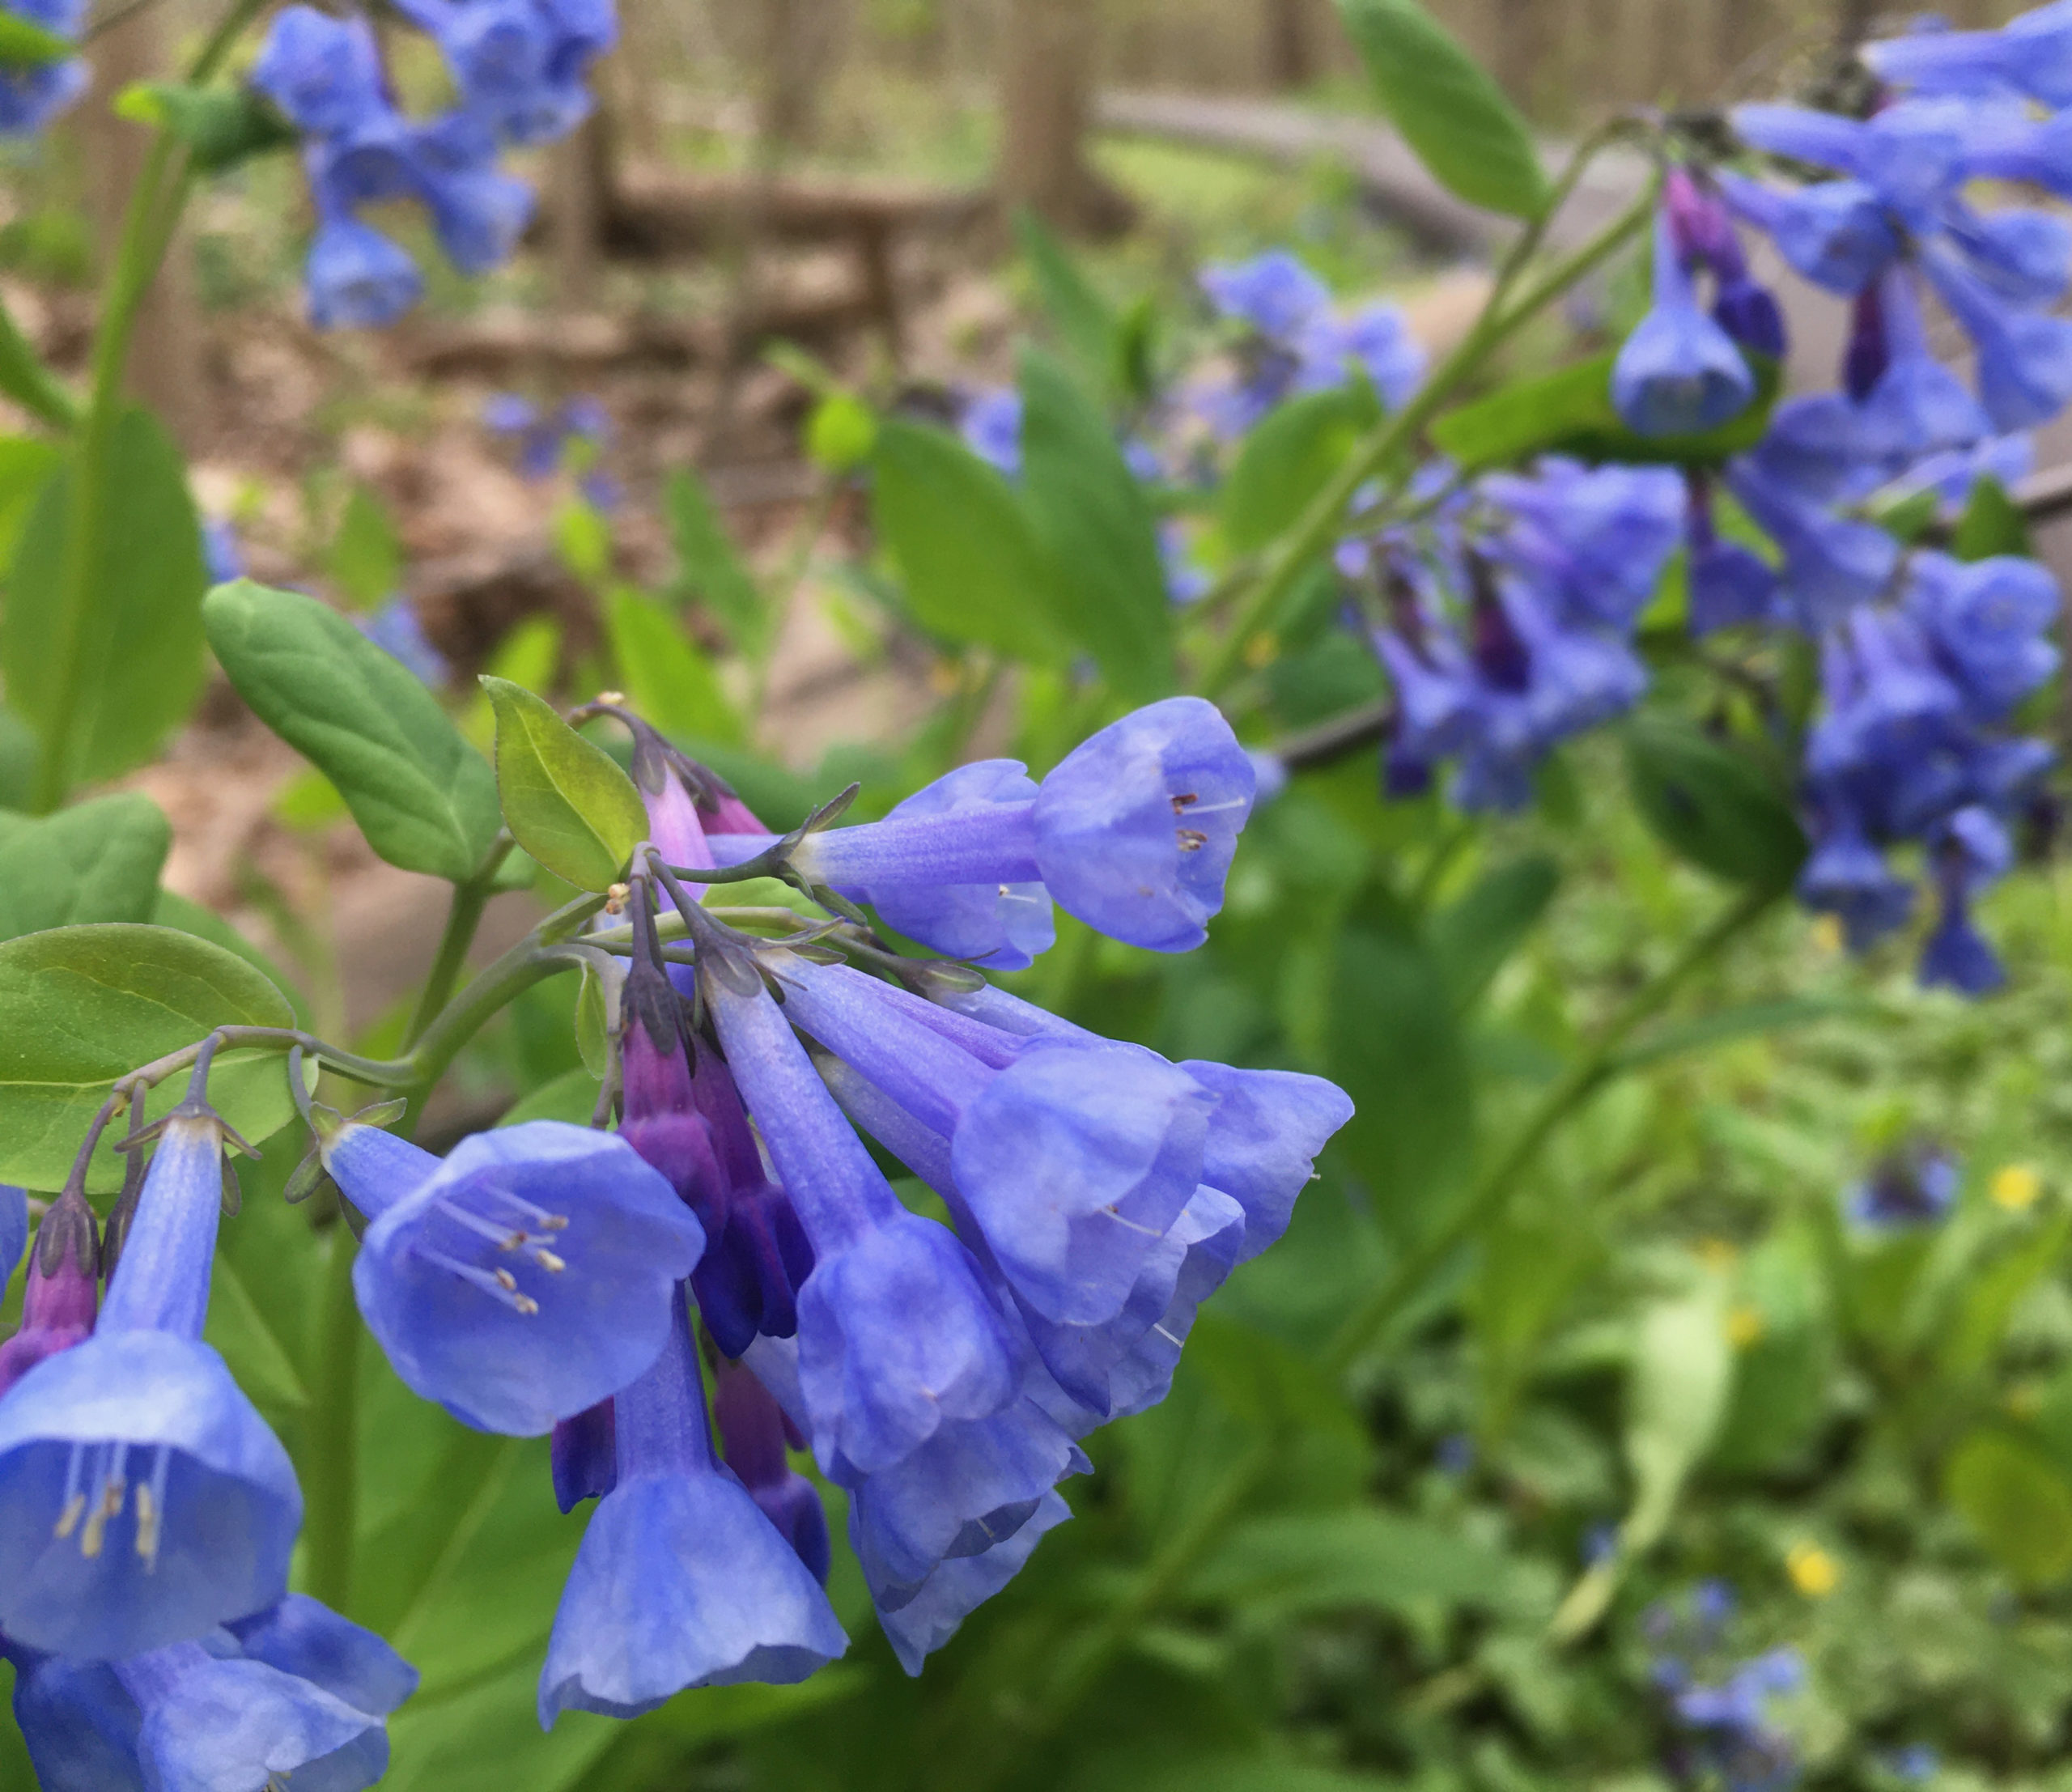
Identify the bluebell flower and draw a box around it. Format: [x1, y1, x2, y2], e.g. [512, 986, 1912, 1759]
[853, 761, 1055, 972]
[1718, 172, 1900, 297]
[701, 957, 1020, 1479]
[877, 1489, 1070, 1674]
[1922, 244, 2072, 431]
[550, 1398, 616, 1514]
[486, 392, 612, 481]
[0, 1184, 96, 1399]
[1318, 301, 1427, 409]
[251, 6, 388, 135]
[199, 521, 244, 588]
[1614, 214, 1757, 436]
[1906, 552, 2060, 720]
[1201, 250, 1331, 340]
[1685, 475, 1779, 635]
[1798, 808, 1917, 949]
[1847, 1144, 1960, 1226]
[1864, 2, 2072, 104]
[1481, 460, 1686, 630]
[1671, 1647, 1804, 1792]
[1887, 1743, 1941, 1783]
[712, 698, 1257, 956]
[1726, 460, 1899, 631]
[537, 1296, 846, 1722]
[9, 1595, 416, 1791]
[713, 1357, 830, 1583]
[323, 1115, 703, 1436]
[304, 212, 425, 331]
[0, 1113, 300, 1660]
[961, 389, 1023, 478]
[393, 0, 612, 147]
[1920, 805, 2015, 994]
[1858, 269, 1991, 463]
[359, 597, 451, 686]
[0, 1183, 24, 1293]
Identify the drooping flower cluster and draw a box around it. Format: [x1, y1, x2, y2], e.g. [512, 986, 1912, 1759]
[1845, 1141, 1960, 1229]
[1191, 248, 1427, 440]
[252, 0, 614, 328]
[1350, 458, 1685, 810]
[0, 694, 1348, 1761]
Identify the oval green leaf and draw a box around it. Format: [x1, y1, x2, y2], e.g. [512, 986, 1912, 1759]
[0, 923, 297, 1192]
[205, 580, 502, 884]
[1335, 0, 1548, 221]
[0, 791, 170, 943]
[1623, 718, 1807, 890]
[482, 677, 648, 892]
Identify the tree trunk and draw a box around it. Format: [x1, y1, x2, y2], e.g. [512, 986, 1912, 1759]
[83, 6, 200, 443]
[1262, 0, 1314, 89]
[997, 0, 1135, 237]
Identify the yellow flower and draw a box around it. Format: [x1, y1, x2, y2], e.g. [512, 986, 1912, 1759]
[1785, 1542, 1839, 1597]
[1991, 1164, 2044, 1212]
[1726, 1304, 1765, 1348]
[1811, 915, 1844, 955]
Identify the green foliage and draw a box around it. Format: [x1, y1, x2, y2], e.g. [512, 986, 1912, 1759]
[1014, 207, 1123, 399]
[0, 791, 169, 941]
[113, 81, 299, 174]
[0, 923, 295, 1191]
[1334, 0, 1549, 219]
[0, 11, 74, 66]
[1017, 346, 1176, 699]
[482, 677, 648, 891]
[1432, 351, 1782, 472]
[1622, 716, 1807, 890]
[1951, 474, 2033, 561]
[327, 484, 405, 609]
[665, 469, 764, 653]
[1221, 387, 1376, 554]
[4, 405, 207, 793]
[205, 580, 503, 883]
[605, 588, 743, 745]
[1945, 1429, 2072, 1587]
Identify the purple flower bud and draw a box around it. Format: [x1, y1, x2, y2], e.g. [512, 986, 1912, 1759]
[0, 1186, 96, 1399]
[714, 1358, 830, 1583]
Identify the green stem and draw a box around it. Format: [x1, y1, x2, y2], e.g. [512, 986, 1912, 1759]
[1195, 178, 1658, 703]
[401, 843, 513, 1051]
[999, 881, 1779, 1773]
[301, 1219, 362, 1612]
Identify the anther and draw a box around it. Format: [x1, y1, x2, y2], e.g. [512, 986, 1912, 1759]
[494, 1268, 519, 1293]
[1175, 828, 1208, 852]
[80, 1475, 125, 1560]
[533, 1248, 566, 1273]
[605, 881, 631, 916]
[53, 1493, 85, 1541]
[134, 1484, 159, 1569]
[513, 1293, 540, 1316]
[1170, 792, 1199, 813]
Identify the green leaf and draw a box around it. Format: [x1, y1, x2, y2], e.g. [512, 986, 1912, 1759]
[0, 791, 169, 942]
[1939, 1212, 2072, 1382]
[1017, 345, 1175, 699]
[498, 1064, 601, 1127]
[1622, 716, 1807, 889]
[113, 81, 299, 172]
[151, 889, 311, 1027]
[604, 588, 742, 745]
[574, 962, 611, 1078]
[1191, 1509, 1518, 1616]
[1327, 912, 1474, 1234]
[1334, 0, 1548, 219]
[1430, 352, 1782, 473]
[482, 677, 648, 891]
[1951, 473, 2032, 562]
[1013, 206, 1119, 396]
[1427, 854, 1558, 1013]
[326, 483, 402, 610]
[1945, 1428, 2072, 1587]
[0, 435, 61, 567]
[4, 405, 208, 792]
[205, 581, 502, 883]
[0, 12, 74, 66]
[868, 418, 1065, 663]
[0, 923, 295, 1192]
[664, 468, 763, 652]
[1610, 996, 1857, 1075]
[1221, 387, 1376, 555]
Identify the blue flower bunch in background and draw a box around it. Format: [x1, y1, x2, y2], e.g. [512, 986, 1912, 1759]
[486, 391, 621, 507]
[1845, 1141, 1960, 1229]
[252, 0, 613, 328]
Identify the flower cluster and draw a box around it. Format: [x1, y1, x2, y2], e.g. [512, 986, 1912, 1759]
[0, 695, 1350, 1760]
[1350, 457, 1685, 809]
[1845, 1141, 1959, 1229]
[486, 392, 620, 507]
[1191, 248, 1427, 440]
[1667, 1648, 1807, 1792]
[252, 0, 614, 328]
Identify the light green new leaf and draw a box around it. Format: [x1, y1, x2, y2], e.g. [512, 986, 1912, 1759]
[0, 791, 170, 942]
[605, 587, 742, 745]
[1014, 206, 1120, 396]
[205, 581, 502, 883]
[1946, 1428, 2072, 1587]
[5, 406, 208, 794]
[0, 12, 74, 66]
[327, 484, 403, 610]
[1018, 345, 1175, 699]
[483, 677, 648, 892]
[113, 80, 298, 174]
[0, 924, 295, 1191]
[1335, 0, 1548, 220]
[1624, 1276, 1734, 1552]
[868, 418, 1066, 664]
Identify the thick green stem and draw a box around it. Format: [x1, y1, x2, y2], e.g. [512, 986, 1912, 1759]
[301, 1219, 362, 1612]
[997, 882, 1780, 1773]
[1195, 178, 1658, 702]
[401, 843, 513, 1051]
